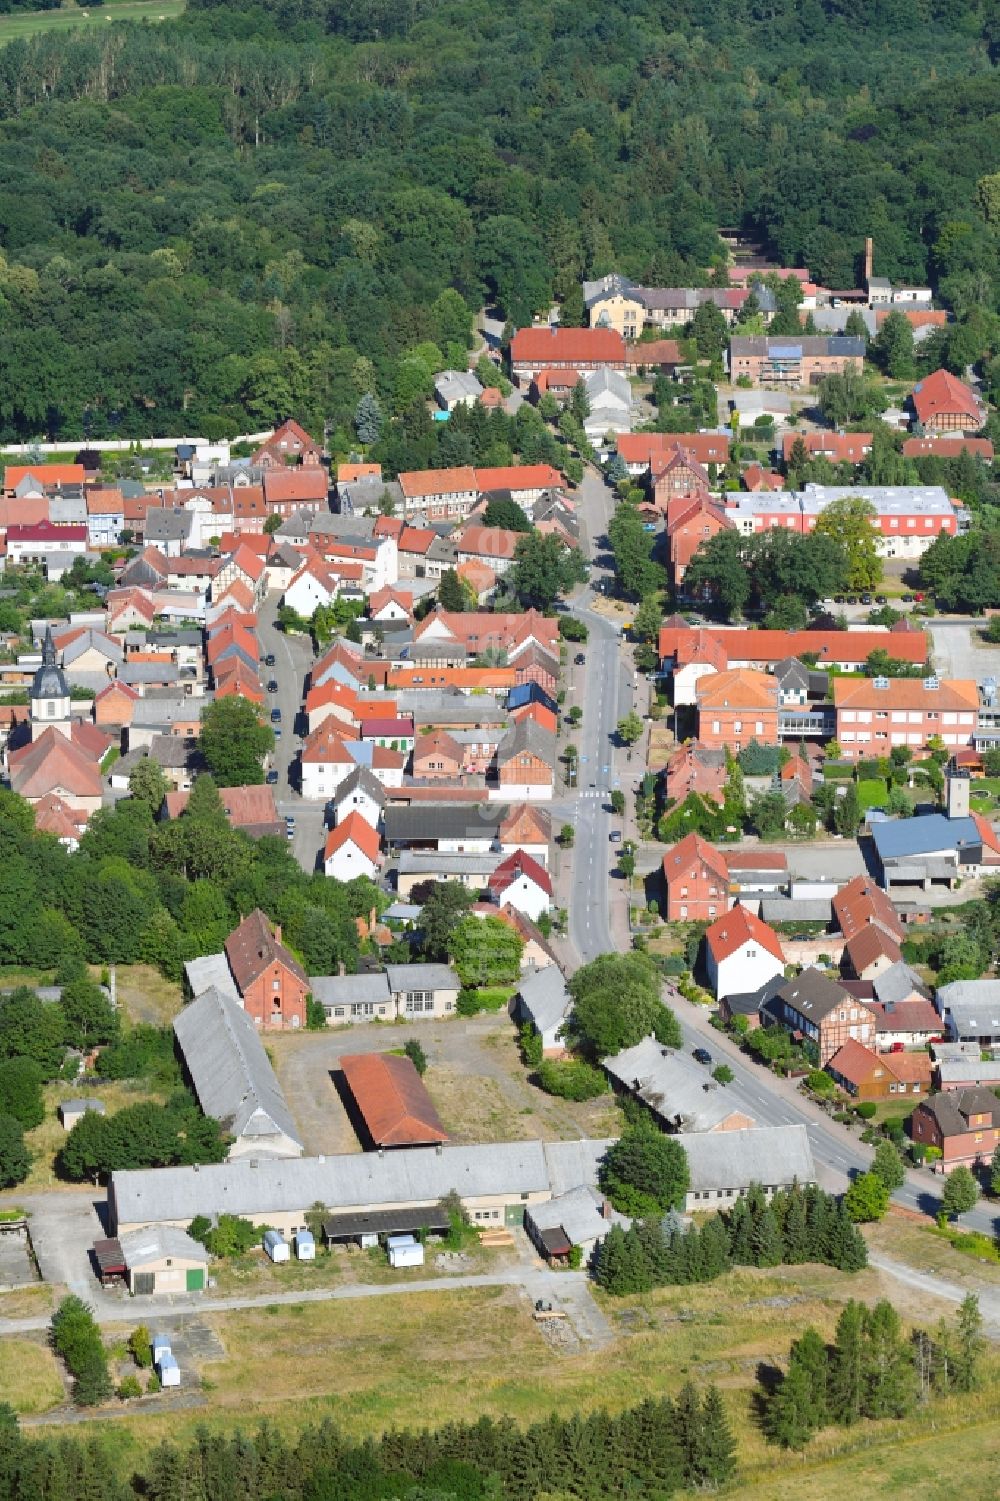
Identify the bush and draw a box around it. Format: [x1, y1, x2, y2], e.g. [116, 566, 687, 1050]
[305, 995, 327, 1030]
[118, 1375, 142, 1401]
[146, 1369, 161, 1394]
[50, 1296, 112, 1407]
[188, 1213, 261, 1258]
[455, 986, 511, 1016]
[519, 1023, 543, 1068]
[805, 1069, 835, 1096]
[536, 1058, 606, 1101]
[855, 1101, 878, 1119]
[711, 1064, 734, 1085]
[128, 1325, 152, 1368]
[403, 1038, 427, 1075]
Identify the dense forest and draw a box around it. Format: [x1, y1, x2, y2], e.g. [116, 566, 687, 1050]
[0, 0, 997, 442]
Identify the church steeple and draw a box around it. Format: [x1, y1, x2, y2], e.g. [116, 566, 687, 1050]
[31, 626, 71, 738]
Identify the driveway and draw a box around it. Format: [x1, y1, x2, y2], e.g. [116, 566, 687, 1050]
[929, 620, 999, 681]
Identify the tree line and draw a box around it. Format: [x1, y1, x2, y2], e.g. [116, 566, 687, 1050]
[0, 1383, 736, 1498]
[0, 0, 997, 441]
[593, 1181, 868, 1294]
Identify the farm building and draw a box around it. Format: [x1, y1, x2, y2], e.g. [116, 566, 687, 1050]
[339, 1052, 448, 1149]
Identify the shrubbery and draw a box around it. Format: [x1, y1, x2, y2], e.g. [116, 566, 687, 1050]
[536, 1058, 606, 1101]
[50, 1296, 112, 1407]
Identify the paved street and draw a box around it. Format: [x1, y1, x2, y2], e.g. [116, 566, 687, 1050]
[257, 593, 325, 870]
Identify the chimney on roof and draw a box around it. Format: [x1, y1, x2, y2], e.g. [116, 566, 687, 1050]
[864, 236, 874, 284]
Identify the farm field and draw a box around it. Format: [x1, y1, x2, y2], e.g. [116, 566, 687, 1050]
[5, 1237, 998, 1497]
[0, 0, 184, 46]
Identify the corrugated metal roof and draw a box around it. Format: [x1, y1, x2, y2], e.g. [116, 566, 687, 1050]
[682, 1126, 815, 1193]
[111, 1141, 552, 1228]
[173, 988, 303, 1155]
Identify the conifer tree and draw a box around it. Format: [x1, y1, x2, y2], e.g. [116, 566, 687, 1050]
[953, 1293, 985, 1393]
[673, 1382, 704, 1489]
[862, 1299, 916, 1420]
[696, 1386, 737, 1486]
[828, 1301, 866, 1426]
[765, 1360, 819, 1449]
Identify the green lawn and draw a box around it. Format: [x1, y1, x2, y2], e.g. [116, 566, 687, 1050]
[0, 0, 184, 46]
[856, 778, 888, 810]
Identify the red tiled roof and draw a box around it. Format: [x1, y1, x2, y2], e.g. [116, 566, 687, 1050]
[901, 436, 994, 460]
[844, 924, 903, 974]
[487, 848, 553, 898]
[658, 627, 929, 668]
[8, 521, 87, 543]
[399, 467, 476, 499]
[324, 810, 381, 865]
[5, 463, 84, 491]
[475, 464, 564, 492]
[339, 1052, 447, 1147]
[262, 468, 329, 505]
[662, 832, 729, 887]
[781, 432, 872, 463]
[510, 326, 625, 365]
[457, 525, 522, 562]
[705, 905, 784, 964]
[618, 432, 729, 467]
[724, 850, 788, 871]
[912, 368, 983, 426]
[9, 727, 104, 799]
[225, 909, 308, 992]
[398, 526, 437, 555]
[337, 463, 381, 484]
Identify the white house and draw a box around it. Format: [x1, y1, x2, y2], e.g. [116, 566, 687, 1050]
[332, 764, 386, 831]
[434, 370, 483, 412]
[514, 966, 572, 1057]
[704, 905, 785, 1003]
[582, 368, 634, 442]
[487, 849, 552, 922]
[283, 558, 340, 617]
[323, 813, 381, 882]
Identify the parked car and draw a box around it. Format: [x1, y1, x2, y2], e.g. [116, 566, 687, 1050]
[574, 653, 586, 665]
[875, 594, 888, 605]
[274, 727, 282, 739]
[270, 708, 281, 723]
[609, 830, 622, 843]
[265, 769, 278, 785]
[692, 1047, 712, 1066]
[860, 594, 872, 605]
[901, 593, 914, 603]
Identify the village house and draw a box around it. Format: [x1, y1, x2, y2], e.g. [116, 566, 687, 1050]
[910, 369, 987, 434]
[663, 741, 728, 806]
[834, 676, 978, 759]
[781, 431, 873, 465]
[323, 811, 382, 882]
[825, 1038, 932, 1102]
[909, 1088, 1000, 1172]
[252, 418, 324, 468]
[841, 924, 903, 982]
[223, 909, 310, 1030]
[617, 432, 729, 477]
[728, 334, 865, 387]
[493, 719, 555, 800]
[666, 497, 732, 587]
[513, 967, 573, 1058]
[331, 765, 386, 831]
[509, 326, 626, 386]
[658, 625, 929, 676]
[765, 968, 877, 1065]
[936, 979, 1000, 1047]
[661, 832, 731, 922]
[487, 849, 552, 922]
[703, 906, 785, 1003]
[456, 524, 522, 576]
[399, 467, 478, 523]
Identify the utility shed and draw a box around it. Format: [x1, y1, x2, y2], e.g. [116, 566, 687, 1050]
[60, 1098, 106, 1131]
[339, 1052, 448, 1149]
[119, 1226, 209, 1295]
[173, 986, 304, 1160]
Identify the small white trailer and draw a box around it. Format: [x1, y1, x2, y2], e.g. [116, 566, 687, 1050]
[294, 1230, 316, 1261]
[387, 1234, 425, 1268]
[263, 1230, 290, 1263]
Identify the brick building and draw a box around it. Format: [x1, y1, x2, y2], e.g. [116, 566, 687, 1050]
[833, 676, 978, 759]
[695, 669, 779, 750]
[224, 909, 310, 1030]
[661, 832, 730, 922]
[728, 335, 865, 387]
[910, 1088, 1000, 1172]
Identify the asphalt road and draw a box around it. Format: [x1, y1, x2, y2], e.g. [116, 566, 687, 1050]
[561, 467, 1000, 1239]
[257, 594, 325, 870]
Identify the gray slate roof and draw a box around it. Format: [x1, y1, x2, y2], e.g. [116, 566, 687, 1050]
[384, 804, 503, 844]
[518, 966, 572, 1036]
[527, 1185, 626, 1245]
[111, 1141, 552, 1228]
[173, 988, 303, 1155]
[871, 961, 931, 1008]
[311, 973, 391, 1009]
[119, 1225, 209, 1268]
[397, 851, 501, 878]
[681, 1126, 816, 1194]
[385, 963, 459, 993]
[334, 764, 388, 809]
[542, 1138, 613, 1197]
[936, 978, 1000, 1035]
[185, 952, 239, 1003]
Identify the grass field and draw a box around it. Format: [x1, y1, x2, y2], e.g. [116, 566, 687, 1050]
[22, 1078, 166, 1191]
[7, 1242, 1000, 1496]
[0, 1338, 65, 1415]
[0, 0, 184, 46]
[115, 964, 184, 1028]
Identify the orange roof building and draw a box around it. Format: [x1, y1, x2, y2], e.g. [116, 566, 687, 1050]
[338, 1052, 448, 1148]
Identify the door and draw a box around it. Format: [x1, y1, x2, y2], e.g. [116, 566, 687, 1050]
[133, 1272, 154, 1295]
[186, 1268, 204, 1292]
